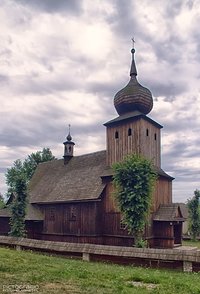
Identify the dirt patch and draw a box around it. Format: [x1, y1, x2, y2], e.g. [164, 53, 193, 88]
[127, 281, 158, 289]
[41, 282, 81, 294]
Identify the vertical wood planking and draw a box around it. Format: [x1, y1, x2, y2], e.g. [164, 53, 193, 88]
[106, 118, 161, 167]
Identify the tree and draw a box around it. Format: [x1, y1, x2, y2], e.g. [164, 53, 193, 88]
[0, 193, 5, 209]
[6, 148, 56, 196]
[7, 148, 56, 237]
[112, 154, 157, 247]
[9, 175, 27, 237]
[187, 190, 200, 241]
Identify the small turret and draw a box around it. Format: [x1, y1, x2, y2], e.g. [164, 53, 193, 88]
[63, 124, 75, 165]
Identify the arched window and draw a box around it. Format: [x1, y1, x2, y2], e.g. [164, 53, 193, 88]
[146, 129, 149, 136]
[128, 128, 132, 136]
[115, 131, 119, 139]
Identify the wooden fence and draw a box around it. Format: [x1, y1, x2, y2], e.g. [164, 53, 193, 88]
[0, 236, 200, 272]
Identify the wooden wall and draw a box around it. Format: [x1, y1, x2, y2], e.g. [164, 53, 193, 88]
[152, 176, 172, 212]
[26, 221, 43, 239]
[153, 221, 174, 248]
[0, 218, 10, 235]
[106, 118, 161, 167]
[101, 182, 134, 246]
[43, 202, 102, 239]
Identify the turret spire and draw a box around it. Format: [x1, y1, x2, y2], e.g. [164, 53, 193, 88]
[114, 42, 153, 115]
[63, 124, 75, 164]
[130, 38, 137, 77]
[67, 124, 72, 141]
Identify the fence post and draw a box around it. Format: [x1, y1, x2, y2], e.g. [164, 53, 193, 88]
[183, 261, 192, 272]
[82, 252, 90, 262]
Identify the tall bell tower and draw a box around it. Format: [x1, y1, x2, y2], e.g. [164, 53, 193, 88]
[104, 45, 162, 168]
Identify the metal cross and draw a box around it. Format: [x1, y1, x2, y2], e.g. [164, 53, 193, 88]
[131, 37, 135, 48]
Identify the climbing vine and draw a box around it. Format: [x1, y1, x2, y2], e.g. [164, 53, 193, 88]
[9, 175, 27, 237]
[112, 154, 157, 247]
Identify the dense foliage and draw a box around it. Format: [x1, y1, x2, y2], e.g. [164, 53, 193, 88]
[6, 148, 55, 237]
[187, 190, 200, 241]
[113, 154, 157, 247]
[0, 193, 5, 209]
[6, 148, 56, 196]
[9, 175, 27, 237]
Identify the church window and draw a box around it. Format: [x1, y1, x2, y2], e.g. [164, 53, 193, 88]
[146, 129, 149, 136]
[69, 208, 77, 221]
[120, 221, 126, 230]
[128, 128, 132, 136]
[69, 146, 72, 152]
[49, 209, 55, 221]
[115, 131, 119, 139]
[154, 133, 157, 140]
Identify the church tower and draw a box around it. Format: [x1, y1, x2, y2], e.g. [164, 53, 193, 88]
[104, 46, 162, 168]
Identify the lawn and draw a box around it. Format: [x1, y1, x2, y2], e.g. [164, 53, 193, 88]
[0, 247, 200, 294]
[183, 239, 200, 249]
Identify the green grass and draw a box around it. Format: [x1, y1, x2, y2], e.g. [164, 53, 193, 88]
[0, 247, 200, 294]
[183, 240, 200, 249]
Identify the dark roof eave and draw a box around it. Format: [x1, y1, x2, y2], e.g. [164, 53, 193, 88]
[104, 111, 163, 129]
[30, 198, 102, 205]
[153, 218, 185, 222]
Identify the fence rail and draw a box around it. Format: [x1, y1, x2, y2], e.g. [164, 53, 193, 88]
[0, 236, 199, 272]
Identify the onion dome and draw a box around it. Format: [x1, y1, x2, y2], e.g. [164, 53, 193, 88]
[114, 48, 153, 115]
[67, 133, 72, 142]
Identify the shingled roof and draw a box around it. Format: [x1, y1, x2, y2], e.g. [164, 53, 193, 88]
[29, 150, 107, 204]
[153, 204, 185, 222]
[0, 204, 43, 221]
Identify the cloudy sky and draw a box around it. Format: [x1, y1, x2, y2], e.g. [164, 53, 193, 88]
[0, 0, 200, 203]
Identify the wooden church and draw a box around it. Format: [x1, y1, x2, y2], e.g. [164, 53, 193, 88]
[0, 46, 185, 248]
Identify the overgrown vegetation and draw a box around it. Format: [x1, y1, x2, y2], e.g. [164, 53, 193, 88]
[0, 247, 199, 294]
[187, 190, 200, 241]
[0, 193, 5, 209]
[183, 240, 200, 249]
[6, 148, 56, 196]
[9, 176, 27, 237]
[112, 154, 157, 247]
[5, 148, 56, 236]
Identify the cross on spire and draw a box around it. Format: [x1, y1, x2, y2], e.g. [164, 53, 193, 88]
[131, 37, 135, 49]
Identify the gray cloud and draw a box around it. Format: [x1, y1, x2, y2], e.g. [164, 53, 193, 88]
[13, 0, 83, 14]
[150, 81, 188, 99]
[0, 0, 200, 202]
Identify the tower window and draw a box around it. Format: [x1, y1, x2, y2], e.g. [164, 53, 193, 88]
[120, 221, 126, 230]
[146, 129, 149, 136]
[154, 133, 157, 140]
[128, 128, 132, 136]
[115, 131, 119, 139]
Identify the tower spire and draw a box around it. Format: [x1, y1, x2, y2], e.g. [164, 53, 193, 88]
[130, 37, 137, 77]
[113, 40, 153, 115]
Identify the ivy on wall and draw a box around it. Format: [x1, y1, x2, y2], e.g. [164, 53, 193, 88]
[112, 154, 157, 247]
